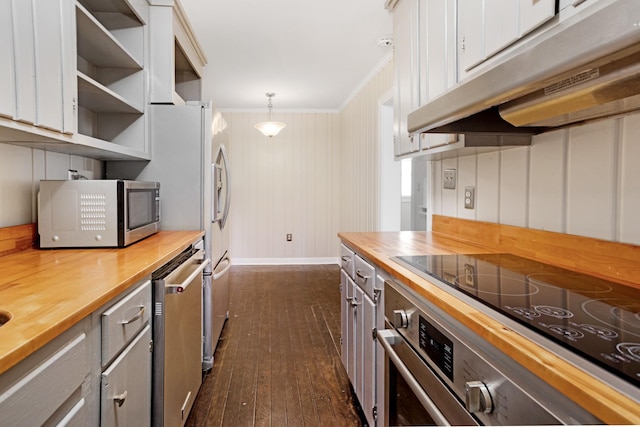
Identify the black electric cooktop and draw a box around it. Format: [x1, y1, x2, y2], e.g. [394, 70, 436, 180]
[393, 253, 640, 388]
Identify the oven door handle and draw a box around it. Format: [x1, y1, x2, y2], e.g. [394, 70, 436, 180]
[377, 329, 452, 426]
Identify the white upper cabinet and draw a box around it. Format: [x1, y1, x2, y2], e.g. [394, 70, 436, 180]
[393, 0, 420, 157]
[418, 0, 458, 151]
[148, 0, 207, 104]
[1, 0, 74, 133]
[458, 0, 555, 80]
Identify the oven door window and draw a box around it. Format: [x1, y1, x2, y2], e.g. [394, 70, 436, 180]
[389, 363, 435, 426]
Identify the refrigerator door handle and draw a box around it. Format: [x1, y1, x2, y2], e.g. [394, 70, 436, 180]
[213, 255, 231, 280]
[219, 144, 231, 229]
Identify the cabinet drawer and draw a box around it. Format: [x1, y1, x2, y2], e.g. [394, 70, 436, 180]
[340, 244, 355, 279]
[355, 255, 376, 300]
[0, 331, 88, 426]
[101, 325, 152, 427]
[102, 280, 151, 366]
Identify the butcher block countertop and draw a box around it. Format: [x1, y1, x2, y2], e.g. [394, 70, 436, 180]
[338, 225, 640, 425]
[0, 230, 203, 375]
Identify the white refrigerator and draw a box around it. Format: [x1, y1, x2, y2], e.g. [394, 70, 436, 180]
[107, 102, 231, 372]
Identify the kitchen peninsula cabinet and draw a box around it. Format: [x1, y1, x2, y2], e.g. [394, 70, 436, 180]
[340, 244, 383, 427]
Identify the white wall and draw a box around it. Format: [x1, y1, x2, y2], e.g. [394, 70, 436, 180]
[428, 113, 640, 245]
[0, 144, 103, 228]
[223, 57, 394, 264]
[225, 112, 341, 264]
[339, 58, 394, 233]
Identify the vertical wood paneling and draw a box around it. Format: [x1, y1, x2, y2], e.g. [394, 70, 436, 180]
[620, 113, 640, 244]
[529, 130, 566, 232]
[566, 120, 617, 240]
[430, 113, 640, 246]
[499, 147, 529, 227]
[339, 58, 394, 234]
[476, 152, 500, 222]
[227, 111, 341, 261]
[0, 145, 102, 227]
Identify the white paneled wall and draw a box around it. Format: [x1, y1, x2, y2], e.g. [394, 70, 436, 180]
[339, 58, 394, 233]
[0, 144, 103, 227]
[226, 112, 341, 264]
[428, 113, 640, 245]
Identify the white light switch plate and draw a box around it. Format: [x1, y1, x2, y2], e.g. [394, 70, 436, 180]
[443, 169, 456, 190]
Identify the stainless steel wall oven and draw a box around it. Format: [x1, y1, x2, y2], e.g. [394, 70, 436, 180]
[378, 279, 602, 425]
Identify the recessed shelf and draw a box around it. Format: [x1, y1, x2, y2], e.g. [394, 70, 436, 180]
[76, 3, 142, 69]
[78, 0, 144, 27]
[77, 72, 143, 114]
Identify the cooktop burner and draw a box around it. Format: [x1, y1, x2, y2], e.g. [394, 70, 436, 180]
[392, 253, 640, 387]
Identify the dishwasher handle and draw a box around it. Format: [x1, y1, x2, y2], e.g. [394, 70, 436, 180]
[165, 258, 211, 294]
[377, 329, 451, 426]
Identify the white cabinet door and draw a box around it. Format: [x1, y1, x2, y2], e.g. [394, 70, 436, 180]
[101, 325, 152, 427]
[393, 0, 420, 157]
[484, 0, 518, 58]
[362, 292, 376, 427]
[0, 0, 15, 119]
[11, 0, 36, 124]
[420, 0, 458, 150]
[519, 0, 555, 37]
[340, 269, 351, 374]
[353, 285, 364, 403]
[457, 0, 484, 75]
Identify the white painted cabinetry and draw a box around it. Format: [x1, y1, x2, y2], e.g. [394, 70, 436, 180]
[0, 278, 153, 427]
[392, 0, 420, 157]
[148, 0, 206, 104]
[99, 279, 152, 426]
[0, 0, 75, 133]
[340, 244, 383, 426]
[0, 319, 92, 427]
[458, 0, 555, 80]
[418, 0, 459, 151]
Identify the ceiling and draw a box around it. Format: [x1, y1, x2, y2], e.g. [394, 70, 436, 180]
[179, 0, 393, 111]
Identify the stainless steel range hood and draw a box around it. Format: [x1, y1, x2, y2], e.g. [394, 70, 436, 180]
[407, 0, 640, 140]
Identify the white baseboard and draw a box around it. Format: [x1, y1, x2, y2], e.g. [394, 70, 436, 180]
[232, 257, 339, 266]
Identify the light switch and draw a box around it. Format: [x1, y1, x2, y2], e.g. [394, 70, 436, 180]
[443, 169, 456, 190]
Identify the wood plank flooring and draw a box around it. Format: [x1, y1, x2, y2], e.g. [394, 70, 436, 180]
[186, 264, 366, 427]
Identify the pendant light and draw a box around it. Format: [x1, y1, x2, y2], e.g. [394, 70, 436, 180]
[255, 92, 286, 137]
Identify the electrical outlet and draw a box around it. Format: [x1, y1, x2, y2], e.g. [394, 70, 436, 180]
[443, 169, 456, 189]
[286, 234, 292, 242]
[464, 264, 476, 287]
[464, 186, 475, 209]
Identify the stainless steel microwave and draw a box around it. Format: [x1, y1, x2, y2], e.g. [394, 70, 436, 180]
[38, 180, 160, 248]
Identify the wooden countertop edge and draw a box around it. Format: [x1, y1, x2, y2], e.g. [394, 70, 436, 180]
[0, 230, 204, 375]
[338, 231, 640, 425]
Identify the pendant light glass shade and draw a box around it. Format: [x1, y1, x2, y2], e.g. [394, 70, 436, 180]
[255, 93, 287, 137]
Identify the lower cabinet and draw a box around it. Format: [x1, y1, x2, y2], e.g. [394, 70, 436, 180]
[101, 325, 152, 426]
[340, 247, 384, 426]
[0, 319, 92, 427]
[0, 277, 153, 427]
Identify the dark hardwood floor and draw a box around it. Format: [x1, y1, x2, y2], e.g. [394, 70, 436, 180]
[186, 264, 365, 427]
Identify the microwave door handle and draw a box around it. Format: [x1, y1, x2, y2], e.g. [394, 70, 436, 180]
[377, 329, 452, 426]
[219, 144, 231, 229]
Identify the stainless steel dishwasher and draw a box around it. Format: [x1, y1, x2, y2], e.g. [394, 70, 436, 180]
[152, 244, 210, 427]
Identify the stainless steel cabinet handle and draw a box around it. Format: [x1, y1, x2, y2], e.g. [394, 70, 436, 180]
[119, 305, 145, 325]
[356, 270, 369, 280]
[341, 255, 351, 262]
[377, 329, 451, 426]
[113, 390, 127, 407]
